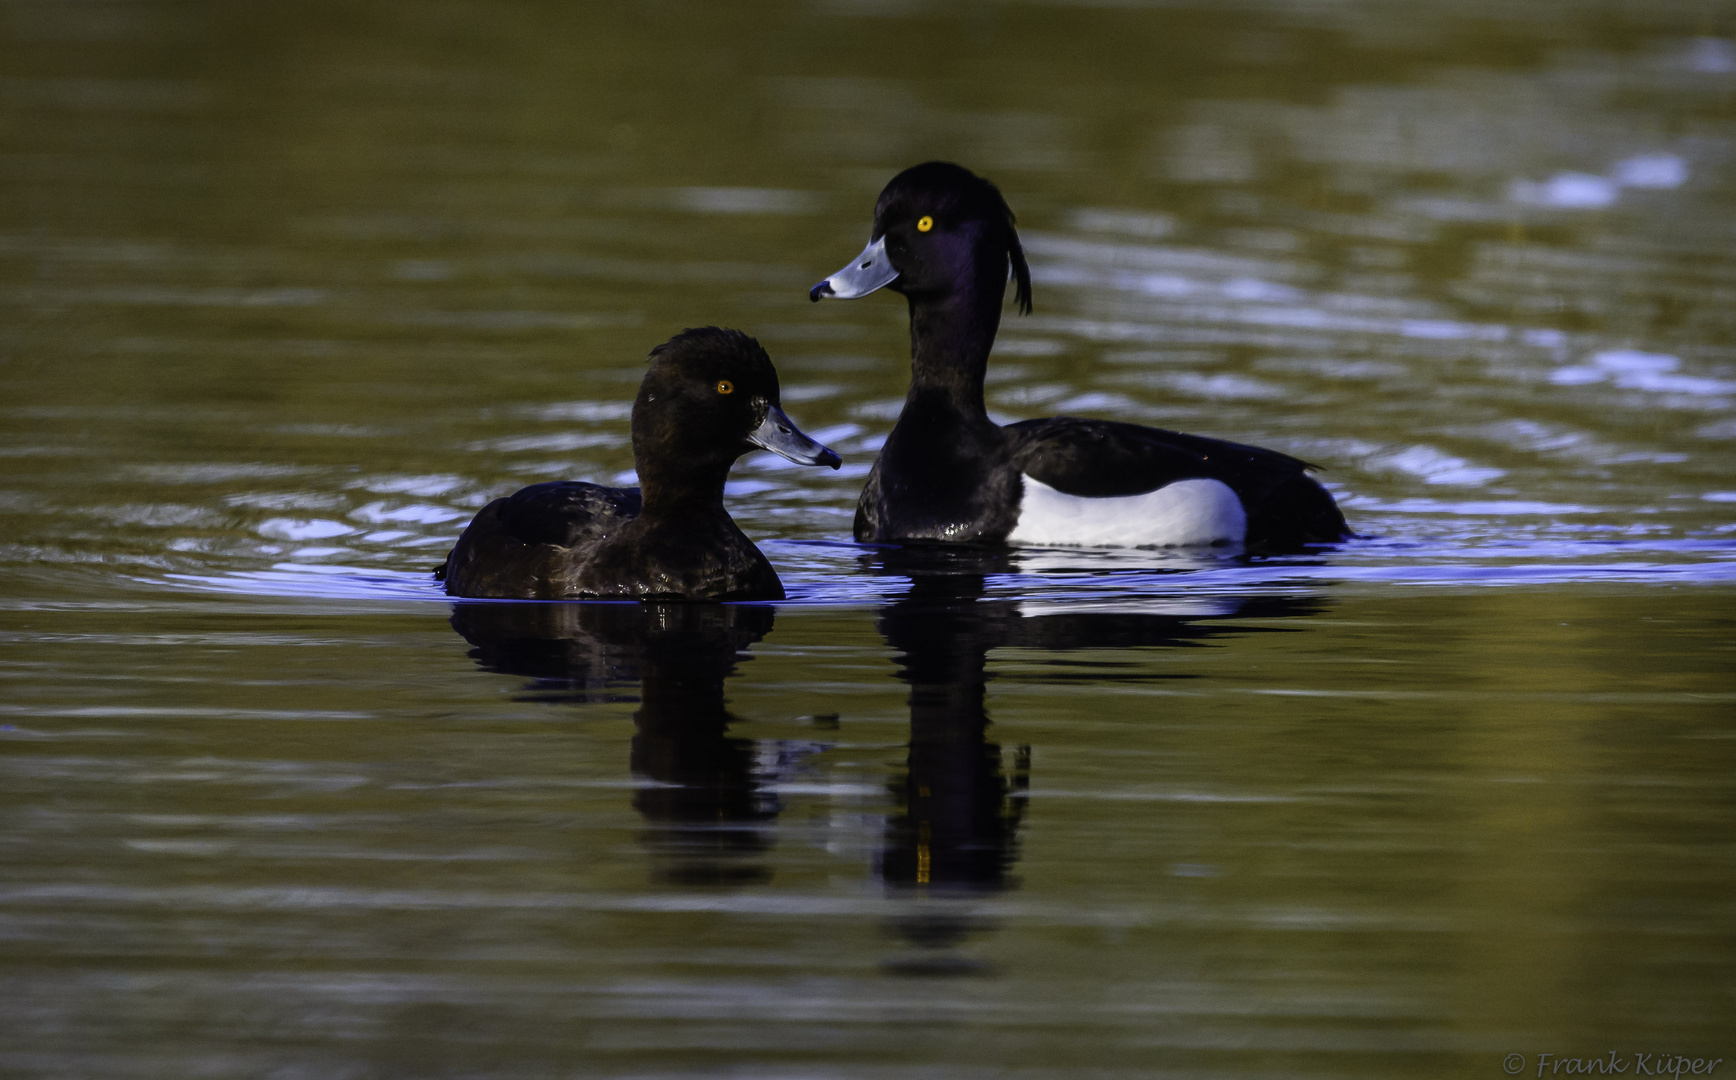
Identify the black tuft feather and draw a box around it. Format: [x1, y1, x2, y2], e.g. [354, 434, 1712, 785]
[974, 167, 1033, 315]
[1009, 233, 1032, 316]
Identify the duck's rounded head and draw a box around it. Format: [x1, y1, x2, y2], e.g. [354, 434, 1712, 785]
[811, 161, 1031, 314]
[634, 327, 841, 477]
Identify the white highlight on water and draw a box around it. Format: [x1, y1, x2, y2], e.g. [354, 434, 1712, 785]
[1551, 351, 1736, 396]
[1008, 475, 1247, 548]
[1510, 154, 1688, 210]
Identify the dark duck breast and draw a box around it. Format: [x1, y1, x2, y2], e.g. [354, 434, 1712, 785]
[437, 327, 840, 600]
[810, 161, 1349, 551]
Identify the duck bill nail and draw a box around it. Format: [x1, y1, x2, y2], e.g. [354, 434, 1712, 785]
[749, 406, 843, 469]
[808, 235, 898, 302]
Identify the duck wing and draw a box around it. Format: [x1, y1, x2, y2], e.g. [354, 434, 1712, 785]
[493, 481, 642, 548]
[1004, 417, 1348, 549]
[437, 481, 642, 598]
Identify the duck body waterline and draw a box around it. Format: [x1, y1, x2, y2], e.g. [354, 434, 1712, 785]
[439, 479, 788, 600]
[814, 162, 1349, 552]
[437, 327, 840, 601]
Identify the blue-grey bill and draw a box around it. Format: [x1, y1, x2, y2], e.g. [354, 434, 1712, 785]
[749, 405, 842, 469]
[808, 236, 898, 302]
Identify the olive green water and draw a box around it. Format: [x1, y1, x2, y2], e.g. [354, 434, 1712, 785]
[2, 0, 1734, 1076]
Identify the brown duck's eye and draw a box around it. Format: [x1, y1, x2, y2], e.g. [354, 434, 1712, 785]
[916, 215, 933, 233]
[716, 379, 734, 394]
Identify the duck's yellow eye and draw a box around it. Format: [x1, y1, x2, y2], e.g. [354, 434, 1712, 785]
[716, 379, 734, 394]
[917, 215, 933, 233]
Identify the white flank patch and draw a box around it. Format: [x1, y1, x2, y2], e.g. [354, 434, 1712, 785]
[1008, 475, 1247, 548]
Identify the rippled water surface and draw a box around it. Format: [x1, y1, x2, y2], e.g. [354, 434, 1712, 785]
[3, 0, 1734, 1075]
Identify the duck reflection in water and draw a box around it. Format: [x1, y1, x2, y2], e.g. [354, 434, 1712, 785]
[868, 545, 1323, 961]
[450, 601, 786, 886]
[447, 560, 1323, 950]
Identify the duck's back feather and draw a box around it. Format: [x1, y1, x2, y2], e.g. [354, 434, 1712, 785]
[439, 481, 641, 599]
[1005, 417, 1347, 550]
[495, 481, 642, 548]
[439, 481, 785, 600]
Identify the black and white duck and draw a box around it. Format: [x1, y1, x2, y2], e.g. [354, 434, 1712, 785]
[437, 327, 840, 600]
[810, 161, 1348, 551]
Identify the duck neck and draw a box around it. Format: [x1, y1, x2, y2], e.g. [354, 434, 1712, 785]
[906, 272, 1004, 421]
[634, 455, 733, 520]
